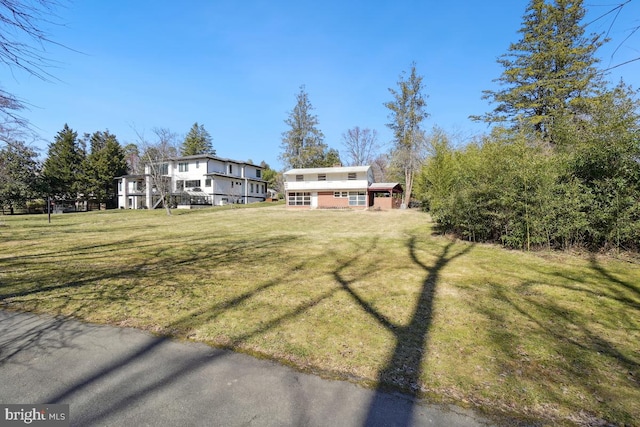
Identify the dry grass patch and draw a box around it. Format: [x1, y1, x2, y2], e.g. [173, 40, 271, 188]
[1, 206, 638, 425]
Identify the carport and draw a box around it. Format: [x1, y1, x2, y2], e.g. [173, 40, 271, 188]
[368, 183, 403, 209]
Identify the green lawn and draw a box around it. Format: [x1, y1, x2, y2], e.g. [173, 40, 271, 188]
[1, 205, 638, 425]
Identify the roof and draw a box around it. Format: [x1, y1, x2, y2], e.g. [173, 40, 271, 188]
[114, 174, 146, 179]
[283, 165, 371, 175]
[170, 154, 261, 168]
[369, 182, 403, 192]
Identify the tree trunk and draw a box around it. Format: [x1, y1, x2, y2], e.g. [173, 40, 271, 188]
[403, 168, 413, 209]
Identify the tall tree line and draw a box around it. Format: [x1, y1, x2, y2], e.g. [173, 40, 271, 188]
[0, 124, 129, 212]
[39, 124, 128, 209]
[0, 120, 223, 213]
[418, 0, 640, 252]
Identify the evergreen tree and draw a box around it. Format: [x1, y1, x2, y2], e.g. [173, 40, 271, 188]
[180, 122, 214, 156]
[84, 130, 128, 209]
[317, 148, 341, 167]
[42, 124, 84, 200]
[475, 0, 604, 142]
[384, 63, 429, 207]
[0, 140, 40, 213]
[280, 85, 329, 169]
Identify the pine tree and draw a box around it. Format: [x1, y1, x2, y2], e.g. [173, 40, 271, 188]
[42, 124, 84, 200]
[280, 86, 329, 169]
[180, 123, 214, 156]
[84, 131, 127, 209]
[476, 0, 604, 142]
[384, 63, 429, 207]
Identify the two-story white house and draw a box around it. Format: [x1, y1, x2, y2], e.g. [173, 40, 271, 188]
[116, 154, 267, 209]
[283, 166, 374, 209]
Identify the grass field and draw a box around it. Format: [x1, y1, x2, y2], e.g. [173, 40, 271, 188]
[1, 205, 638, 425]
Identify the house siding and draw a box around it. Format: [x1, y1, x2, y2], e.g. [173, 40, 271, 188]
[372, 196, 401, 210]
[115, 155, 267, 209]
[284, 166, 372, 210]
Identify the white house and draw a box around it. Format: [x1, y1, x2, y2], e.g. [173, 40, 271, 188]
[283, 166, 374, 209]
[116, 155, 267, 209]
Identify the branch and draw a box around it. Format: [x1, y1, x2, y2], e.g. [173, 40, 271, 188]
[603, 56, 640, 71]
[586, 1, 639, 71]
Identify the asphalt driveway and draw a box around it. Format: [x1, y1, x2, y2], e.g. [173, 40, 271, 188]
[0, 309, 494, 426]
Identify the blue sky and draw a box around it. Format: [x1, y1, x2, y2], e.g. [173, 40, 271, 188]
[2, 0, 639, 169]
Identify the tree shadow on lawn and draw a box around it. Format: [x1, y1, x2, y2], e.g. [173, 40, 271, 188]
[4, 231, 433, 425]
[1, 230, 480, 426]
[0, 234, 330, 425]
[588, 254, 640, 304]
[333, 236, 475, 427]
[0, 232, 313, 380]
[0, 233, 297, 303]
[470, 258, 640, 425]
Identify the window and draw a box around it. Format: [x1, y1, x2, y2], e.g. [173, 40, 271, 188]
[205, 178, 212, 187]
[185, 180, 201, 188]
[348, 173, 357, 180]
[228, 165, 233, 174]
[318, 174, 326, 181]
[159, 163, 169, 175]
[176, 180, 184, 191]
[296, 175, 304, 182]
[288, 192, 311, 206]
[256, 169, 261, 178]
[178, 162, 189, 172]
[196, 160, 200, 169]
[333, 192, 348, 198]
[348, 191, 366, 206]
[250, 183, 254, 193]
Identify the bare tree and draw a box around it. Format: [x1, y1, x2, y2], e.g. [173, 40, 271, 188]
[371, 153, 390, 183]
[135, 127, 178, 216]
[341, 127, 379, 166]
[0, 0, 62, 127]
[224, 177, 243, 206]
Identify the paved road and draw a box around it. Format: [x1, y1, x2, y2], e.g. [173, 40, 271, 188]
[0, 310, 495, 426]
